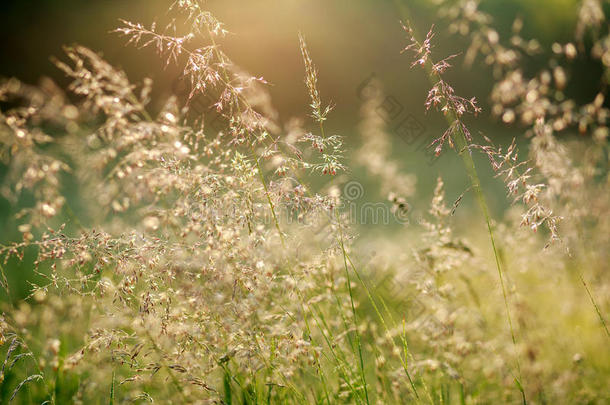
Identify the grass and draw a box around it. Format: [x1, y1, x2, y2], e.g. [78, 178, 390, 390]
[1, 0, 609, 403]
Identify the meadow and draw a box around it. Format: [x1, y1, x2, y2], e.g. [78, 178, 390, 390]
[0, 0, 609, 403]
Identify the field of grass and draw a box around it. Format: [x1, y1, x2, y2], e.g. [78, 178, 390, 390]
[1, 1, 609, 403]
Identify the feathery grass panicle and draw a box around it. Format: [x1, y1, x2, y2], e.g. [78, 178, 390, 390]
[298, 32, 333, 125]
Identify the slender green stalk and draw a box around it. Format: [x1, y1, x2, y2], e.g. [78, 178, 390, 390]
[579, 273, 610, 339]
[0, 262, 13, 305]
[343, 250, 431, 403]
[391, 1, 526, 400]
[109, 370, 115, 405]
[336, 215, 370, 405]
[310, 304, 367, 404]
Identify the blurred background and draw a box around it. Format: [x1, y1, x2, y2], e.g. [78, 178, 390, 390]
[0, 0, 595, 119]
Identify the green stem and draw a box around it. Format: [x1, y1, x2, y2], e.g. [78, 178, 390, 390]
[579, 273, 610, 339]
[392, 0, 525, 399]
[336, 212, 370, 405]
